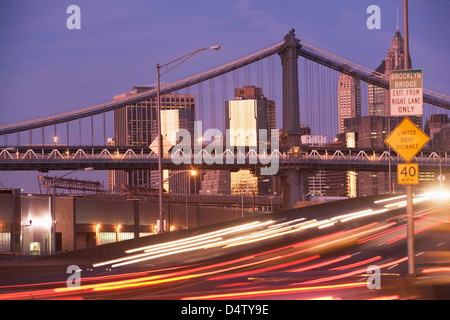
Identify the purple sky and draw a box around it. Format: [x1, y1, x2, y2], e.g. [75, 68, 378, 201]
[1, 0, 449, 193]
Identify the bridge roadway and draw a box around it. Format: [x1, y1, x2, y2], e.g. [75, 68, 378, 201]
[0, 145, 448, 173]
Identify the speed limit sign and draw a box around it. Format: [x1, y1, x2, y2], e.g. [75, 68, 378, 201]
[398, 163, 419, 185]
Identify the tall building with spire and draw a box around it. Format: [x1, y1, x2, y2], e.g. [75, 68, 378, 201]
[369, 26, 412, 118]
[385, 26, 408, 71]
[348, 27, 414, 197]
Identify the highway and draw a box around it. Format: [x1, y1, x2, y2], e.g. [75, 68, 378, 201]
[0, 191, 449, 301]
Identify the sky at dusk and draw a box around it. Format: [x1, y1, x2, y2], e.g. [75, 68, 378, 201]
[0, 0, 449, 193]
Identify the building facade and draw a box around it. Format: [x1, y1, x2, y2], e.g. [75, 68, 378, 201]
[344, 116, 391, 196]
[335, 73, 361, 198]
[425, 114, 450, 150]
[224, 86, 276, 196]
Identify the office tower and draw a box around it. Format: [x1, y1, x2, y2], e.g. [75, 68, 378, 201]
[385, 27, 408, 72]
[336, 73, 360, 198]
[226, 86, 276, 146]
[344, 116, 389, 149]
[368, 61, 386, 117]
[338, 73, 361, 134]
[300, 135, 327, 198]
[369, 27, 415, 122]
[225, 86, 276, 195]
[199, 170, 230, 195]
[359, 27, 414, 196]
[111, 86, 195, 192]
[344, 116, 391, 196]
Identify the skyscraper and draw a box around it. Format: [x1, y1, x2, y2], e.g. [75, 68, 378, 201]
[344, 116, 391, 196]
[368, 27, 412, 119]
[336, 73, 361, 198]
[368, 61, 386, 117]
[225, 85, 276, 195]
[111, 86, 195, 192]
[338, 73, 361, 134]
[425, 114, 450, 149]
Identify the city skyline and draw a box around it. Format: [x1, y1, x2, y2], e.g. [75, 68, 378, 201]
[1, 0, 449, 193]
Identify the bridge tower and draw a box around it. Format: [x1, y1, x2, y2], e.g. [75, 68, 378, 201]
[278, 29, 309, 209]
[278, 29, 302, 149]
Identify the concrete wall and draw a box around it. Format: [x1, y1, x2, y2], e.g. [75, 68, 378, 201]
[55, 197, 75, 252]
[54, 196, 239, 251]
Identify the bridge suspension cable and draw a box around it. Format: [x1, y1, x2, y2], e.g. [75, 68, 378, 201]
[0, 41, 285, 136]
[297, 40, 450, 110]
[1, 33, 449, 139]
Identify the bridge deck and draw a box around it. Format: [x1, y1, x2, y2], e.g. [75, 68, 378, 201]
[1, 146, 448, 173]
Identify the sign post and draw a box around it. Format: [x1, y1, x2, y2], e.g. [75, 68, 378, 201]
[385, 117, 429, 277]
[387, 53, 428, 277]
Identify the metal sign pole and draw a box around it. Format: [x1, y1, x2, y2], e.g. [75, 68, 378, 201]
[403, 0, 415, 277]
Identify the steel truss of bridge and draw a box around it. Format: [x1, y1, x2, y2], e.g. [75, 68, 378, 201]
[0, 145, 448, 173]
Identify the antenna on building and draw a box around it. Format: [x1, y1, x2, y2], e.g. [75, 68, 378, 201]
[396, 5, 399, 30]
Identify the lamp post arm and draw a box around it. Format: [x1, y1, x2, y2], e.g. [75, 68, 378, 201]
[159, 46, 220, 77]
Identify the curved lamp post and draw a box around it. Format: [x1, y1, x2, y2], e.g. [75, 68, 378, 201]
[156, 46, 220, 233]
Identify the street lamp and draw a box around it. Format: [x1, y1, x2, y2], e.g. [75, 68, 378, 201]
[186, 170, 197, 228]
[240, 185, 253, 218]
[116, 224, 122, 242]
[156, 46, 220, 233]
[95, 224, 101, 246]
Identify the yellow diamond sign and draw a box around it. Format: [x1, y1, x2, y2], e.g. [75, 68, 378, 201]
[384, 117, 430, 163]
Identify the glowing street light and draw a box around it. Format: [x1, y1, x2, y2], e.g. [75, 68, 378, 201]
[116, 224, 122, 242]
[95, 224, 101, 246]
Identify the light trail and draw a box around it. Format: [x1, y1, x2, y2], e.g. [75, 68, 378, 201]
[93, 220, 274, 268]
[288, 255, 352, 273]
[125, 221, 268, 254]
[374, 195, 407, 204]
[207, 255, 320, 281]
[181, 282, 367, 300]
[294, 257, 408, 285]
[328, 256, 382, 271]
[422, 267, 450, 274]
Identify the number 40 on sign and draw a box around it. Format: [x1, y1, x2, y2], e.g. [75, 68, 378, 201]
[398, 163, 419, 185]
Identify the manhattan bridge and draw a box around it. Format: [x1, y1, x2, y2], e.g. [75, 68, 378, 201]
[1, 29, 449, 209]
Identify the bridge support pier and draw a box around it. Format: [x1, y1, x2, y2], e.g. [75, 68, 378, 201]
[281, 169, 309, 210]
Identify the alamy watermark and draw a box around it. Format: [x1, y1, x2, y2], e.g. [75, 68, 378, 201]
[366, 265, 381, 290]
[66, 5, 81, 30]
[366, 5, 381, 30]
[66, 265, 81, 289]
